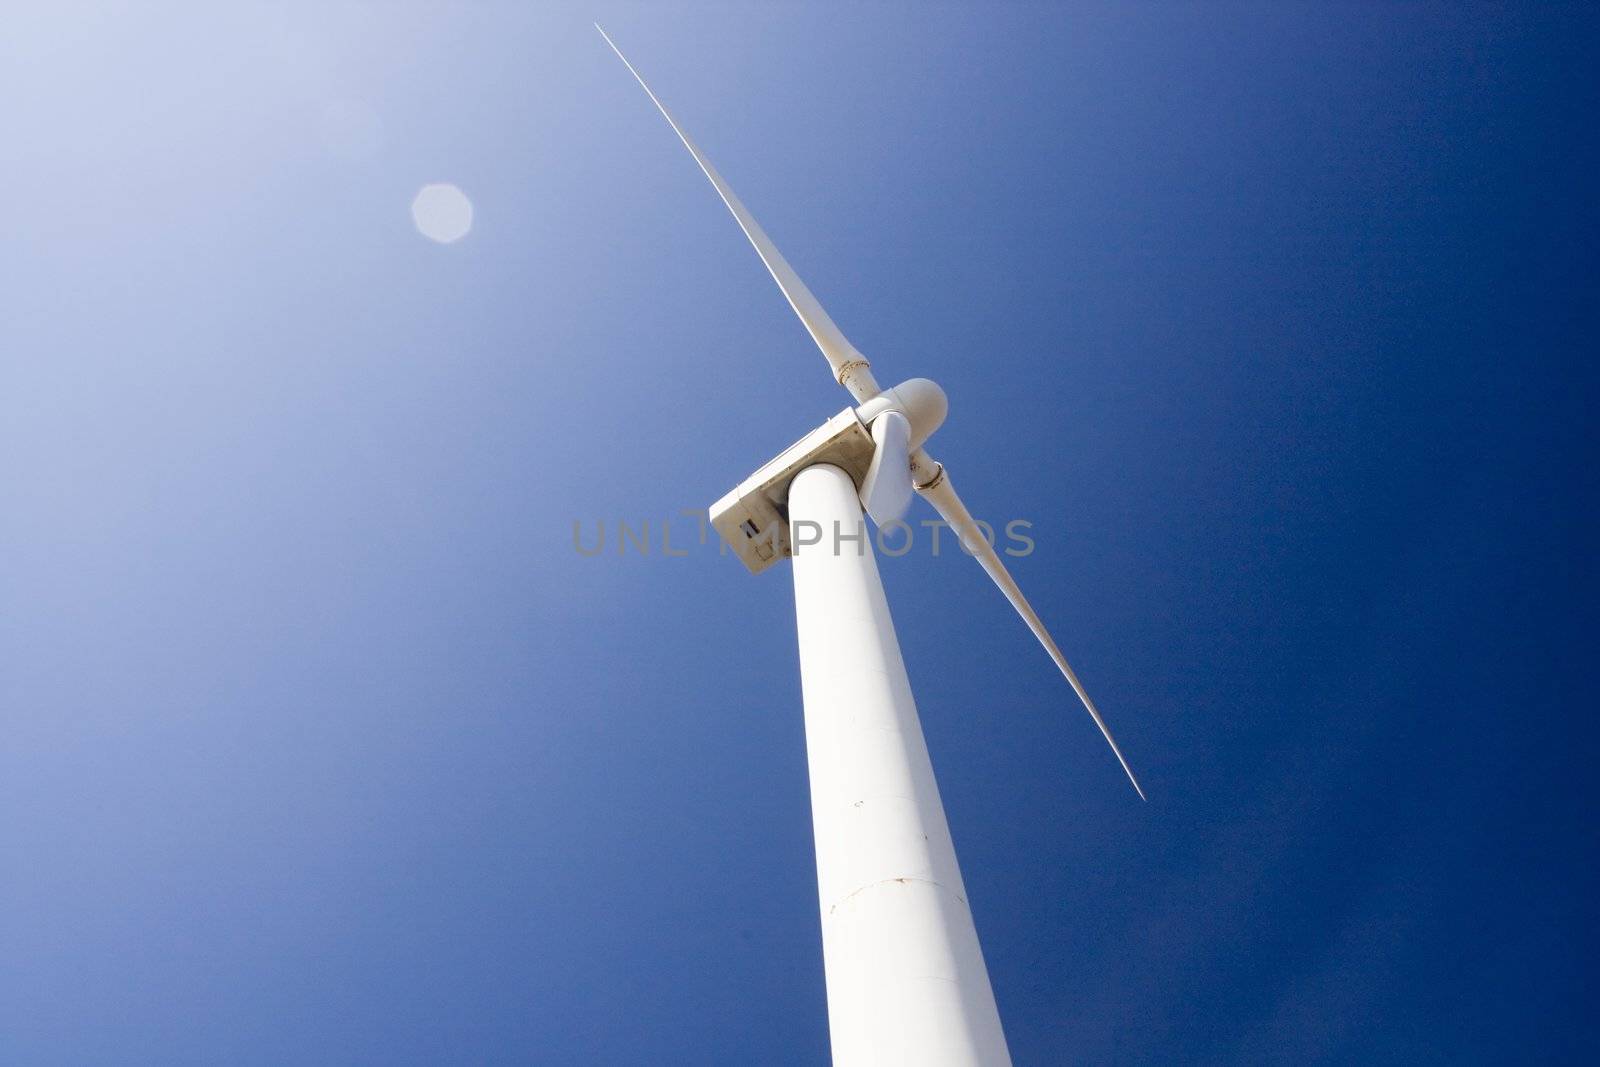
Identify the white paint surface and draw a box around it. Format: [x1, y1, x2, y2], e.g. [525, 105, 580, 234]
[789, 464, 1012, 1067]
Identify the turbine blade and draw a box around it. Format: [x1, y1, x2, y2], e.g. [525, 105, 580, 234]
[860, 411, 914, 526]
[916, 459, 1147, 800]
[596, 25, 877, 400]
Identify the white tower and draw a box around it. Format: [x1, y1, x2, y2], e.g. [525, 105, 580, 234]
[790, 464, 1010, 1065]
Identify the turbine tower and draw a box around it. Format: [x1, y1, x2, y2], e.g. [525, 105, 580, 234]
[599, 27, 1143, 1066]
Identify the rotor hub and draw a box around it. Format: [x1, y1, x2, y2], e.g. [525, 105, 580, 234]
[856, 378, 948, 448]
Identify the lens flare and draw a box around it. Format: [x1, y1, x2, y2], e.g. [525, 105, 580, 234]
[411, 183, 473, 243]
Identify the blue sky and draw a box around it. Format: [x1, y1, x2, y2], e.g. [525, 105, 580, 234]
[2, 3, 1595, 1063]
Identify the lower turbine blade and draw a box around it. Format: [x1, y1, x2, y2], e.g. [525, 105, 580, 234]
[860, 411, 913, 525]
[916, 458, 1146, 800]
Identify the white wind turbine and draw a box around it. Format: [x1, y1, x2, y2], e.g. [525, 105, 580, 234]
[599, 27, 1143, 1067]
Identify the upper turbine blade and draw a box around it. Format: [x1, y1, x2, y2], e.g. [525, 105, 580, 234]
[860, 411, 914, 526]
[916, 459, 1147, 800]
[596, 26, 878, 401]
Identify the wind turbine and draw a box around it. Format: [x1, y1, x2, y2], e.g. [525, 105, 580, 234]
[599, 27, 1143, 1067]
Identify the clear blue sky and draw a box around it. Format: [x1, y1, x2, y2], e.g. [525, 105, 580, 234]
[3, 4, 1594, 1063]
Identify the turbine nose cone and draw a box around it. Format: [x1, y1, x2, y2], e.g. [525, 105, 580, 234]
[854, 377, 949, 448]
[892, 378, 948, 448]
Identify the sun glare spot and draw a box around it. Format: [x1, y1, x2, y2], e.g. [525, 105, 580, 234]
[412, 183, 473, 244]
